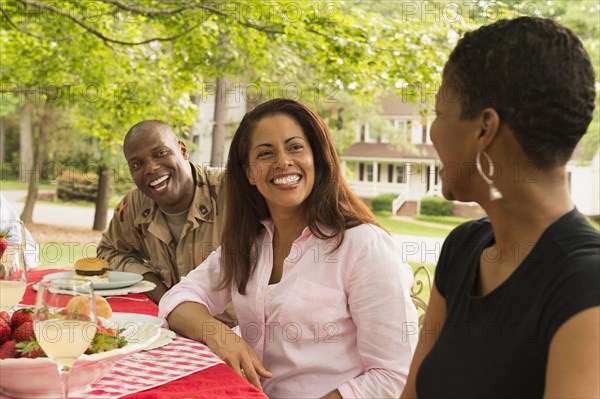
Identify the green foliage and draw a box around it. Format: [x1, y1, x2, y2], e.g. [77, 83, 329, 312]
[1, 0, 597, 164]
[420, 196, 454, 216]
[371, 193, 398, 212]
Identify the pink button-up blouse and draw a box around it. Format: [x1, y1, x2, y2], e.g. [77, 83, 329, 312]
[159, 220, 418, 398]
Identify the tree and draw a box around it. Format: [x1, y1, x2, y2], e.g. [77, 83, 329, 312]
[1, 0, 478, 228]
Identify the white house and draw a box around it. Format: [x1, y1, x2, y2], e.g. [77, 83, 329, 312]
[340, 97, 443, 215]
[190, 94, 599, 219]
[188, 93, 250, 167]
[567, 144, 600, 218]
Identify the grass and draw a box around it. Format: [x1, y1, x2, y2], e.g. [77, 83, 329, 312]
[38, 243, 97, 269]
[32, 196, 122, 209]
[374, 212, 453, 238]
[1, 179, 56, 191]
[415, 215, 472, 226]
[586, 217, 600, 231]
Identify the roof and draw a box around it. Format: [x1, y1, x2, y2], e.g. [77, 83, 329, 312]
[340, 142, 439, 161]
[379, 95, 433, 116]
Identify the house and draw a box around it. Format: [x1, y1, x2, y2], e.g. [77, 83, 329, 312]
[190, 94, 599, 219]
[340, 96, 445, 216]
[567, 144, 600, 219]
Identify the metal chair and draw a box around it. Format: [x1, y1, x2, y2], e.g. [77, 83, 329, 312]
[410, 265, 432, 329]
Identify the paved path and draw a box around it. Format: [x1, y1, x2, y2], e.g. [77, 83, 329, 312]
[1, 190, 113, 229]
[2, 189, 446, 263]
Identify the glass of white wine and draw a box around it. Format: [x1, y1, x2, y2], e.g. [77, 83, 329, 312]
[33, 279, 98, 399]
[0, 220, 28, 311]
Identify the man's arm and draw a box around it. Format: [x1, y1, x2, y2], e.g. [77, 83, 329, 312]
[142, 272, 169, 304]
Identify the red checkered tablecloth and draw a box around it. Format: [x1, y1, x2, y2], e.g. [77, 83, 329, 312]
[74, 335, 224, 399]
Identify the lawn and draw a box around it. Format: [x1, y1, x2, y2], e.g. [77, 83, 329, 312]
[37, 242, 97, 269]
[374, 212, 455, 238]
[1, 179, 56, 191]
[415, 214, 472, 226]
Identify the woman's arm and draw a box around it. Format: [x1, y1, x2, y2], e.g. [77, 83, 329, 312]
[335, 230, 419, 398]
[544, 306, 600, 398]
[159, 248, 271, 390]
[167, 301, 272, 390]
[400, 284, 447, 399]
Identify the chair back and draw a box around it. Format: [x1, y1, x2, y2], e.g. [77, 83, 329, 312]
[410, 265, 432, 329]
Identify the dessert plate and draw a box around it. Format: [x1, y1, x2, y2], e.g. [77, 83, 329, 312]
[43, 271, 143, 290]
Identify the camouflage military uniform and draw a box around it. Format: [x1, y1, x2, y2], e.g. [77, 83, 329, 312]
[98, 162, 236, 325]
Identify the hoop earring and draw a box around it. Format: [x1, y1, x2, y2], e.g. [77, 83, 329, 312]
[476, 151, 503, 200]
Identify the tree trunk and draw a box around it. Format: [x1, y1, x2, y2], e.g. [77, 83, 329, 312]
[0, 118, 5, 164]
[19, 103, 34, 182]
[93, 164, 113, 231]
[21, 106, 51, 223]
[20, 171, 38, 223]
[21, 118, 49, 223]
[188, 93, 201, 151]
[210, 77, 228, 166]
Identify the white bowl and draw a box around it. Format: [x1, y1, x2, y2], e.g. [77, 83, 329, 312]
[0, 320, 161, 398]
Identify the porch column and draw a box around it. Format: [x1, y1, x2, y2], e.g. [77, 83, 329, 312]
[342, 160, 347, 179]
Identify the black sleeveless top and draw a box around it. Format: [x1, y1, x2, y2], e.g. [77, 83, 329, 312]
[416, 209, 600, 398]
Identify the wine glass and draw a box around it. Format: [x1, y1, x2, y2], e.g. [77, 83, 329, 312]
[33, 279, 98, 399]
[0, 220, 28, 311]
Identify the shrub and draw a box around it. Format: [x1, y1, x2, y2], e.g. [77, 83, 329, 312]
[371, 193, 399, 212]
[420, 196, 453, 216]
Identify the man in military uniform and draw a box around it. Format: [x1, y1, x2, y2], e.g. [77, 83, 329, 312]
[97, 120, 235, 325]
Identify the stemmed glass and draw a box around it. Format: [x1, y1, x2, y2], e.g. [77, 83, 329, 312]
[33, 279, 98, 399]
[0, 220, 28, 311]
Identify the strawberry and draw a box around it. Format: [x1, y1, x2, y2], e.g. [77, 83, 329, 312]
[0, 318, 11, 344]
[16, 340, 45, 359]
[0, 231, 8, 259]
[0, 340, 19, 359]
[10, 308, 33, 330]
[0, 311, 9, 324]
[12, 321, 35, 342]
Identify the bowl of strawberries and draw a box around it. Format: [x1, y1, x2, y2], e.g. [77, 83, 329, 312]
[0, 307, 161, 398]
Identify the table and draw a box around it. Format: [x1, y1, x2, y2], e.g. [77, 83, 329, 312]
[20, 269, 268, 399]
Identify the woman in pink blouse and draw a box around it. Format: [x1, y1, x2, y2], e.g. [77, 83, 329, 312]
[159, 99, 418, 398]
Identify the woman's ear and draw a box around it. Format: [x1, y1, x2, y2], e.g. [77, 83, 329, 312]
[245, 163, 257, 185]
[477, 108, 501, 151]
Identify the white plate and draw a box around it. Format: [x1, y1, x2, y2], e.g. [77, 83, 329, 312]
[109, 312, 165, 327]
[43, 271, 143, 290]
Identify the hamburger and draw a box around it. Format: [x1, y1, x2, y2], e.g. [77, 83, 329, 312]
[67, 294, 113, 319]
[74, 257, 110, 283]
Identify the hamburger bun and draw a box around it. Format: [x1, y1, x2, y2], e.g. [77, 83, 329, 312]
[67, 294, 113, 319]
[74, 257, 110, 282]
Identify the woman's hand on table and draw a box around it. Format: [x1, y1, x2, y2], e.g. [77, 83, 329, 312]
[205, 329, 272, 391]
[166, 301, 272, 391]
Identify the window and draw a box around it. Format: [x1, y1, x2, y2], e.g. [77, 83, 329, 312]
[366, 164, 374, 182]
[396, 165, 407, 183]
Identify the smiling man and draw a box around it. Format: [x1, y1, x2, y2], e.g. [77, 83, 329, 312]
[97, 120, 236, 326]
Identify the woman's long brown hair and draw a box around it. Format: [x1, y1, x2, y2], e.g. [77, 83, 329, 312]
[220, 99, 381, 294]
